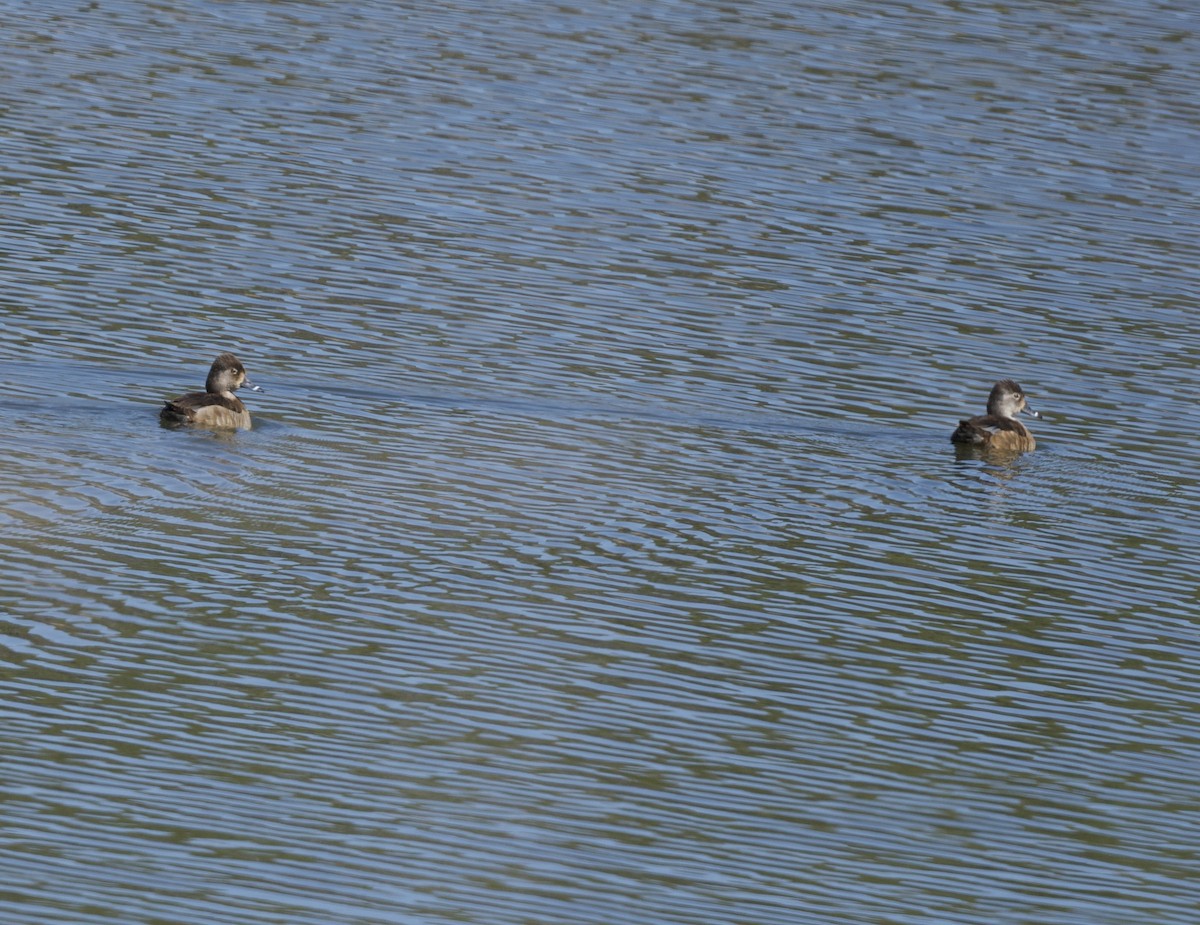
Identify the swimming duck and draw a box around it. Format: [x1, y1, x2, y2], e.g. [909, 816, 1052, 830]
[160, 353, 261, 430]
[951, 379, 1039, 452]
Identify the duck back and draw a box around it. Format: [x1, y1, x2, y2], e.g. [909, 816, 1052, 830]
[160, 392, 250, 430]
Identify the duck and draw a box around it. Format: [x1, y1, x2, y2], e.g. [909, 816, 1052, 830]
[160, 353, 261, 430]
[951, 378, 1040, 452]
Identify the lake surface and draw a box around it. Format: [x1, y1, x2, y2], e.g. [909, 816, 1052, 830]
[2, 1, 1199, 923]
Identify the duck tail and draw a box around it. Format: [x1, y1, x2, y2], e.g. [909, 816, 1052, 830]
[159, 400, 187, 425]
[950, 420, 983, 445]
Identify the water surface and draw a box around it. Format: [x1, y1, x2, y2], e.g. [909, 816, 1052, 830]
[2, 1, 1199, 924]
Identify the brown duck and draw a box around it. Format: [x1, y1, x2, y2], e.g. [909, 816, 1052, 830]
[160, 353, 261, 430]
[951, 379, 1039, 452]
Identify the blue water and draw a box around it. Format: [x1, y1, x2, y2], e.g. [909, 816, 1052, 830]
[2, 1, 1198, 923]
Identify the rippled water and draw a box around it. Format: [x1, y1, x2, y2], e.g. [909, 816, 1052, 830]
[3, 1, 1199, 923]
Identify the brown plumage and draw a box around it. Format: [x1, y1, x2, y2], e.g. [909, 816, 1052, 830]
[160, 353, 260, 430]
[951, 378, 1039, 453]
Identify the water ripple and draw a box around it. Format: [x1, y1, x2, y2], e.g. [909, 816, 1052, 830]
[4, 0, 1200, 923]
